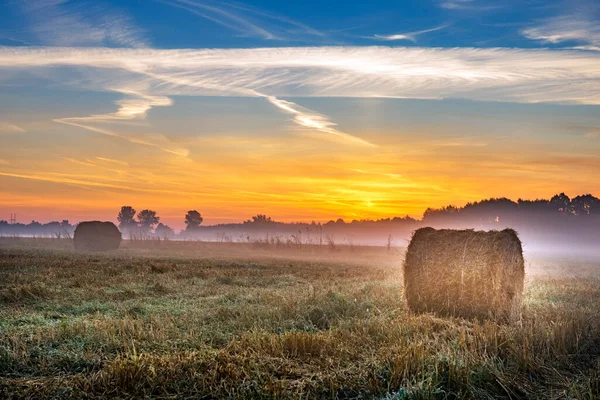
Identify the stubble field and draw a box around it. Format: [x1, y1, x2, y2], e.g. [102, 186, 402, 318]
[0, 238, 599, 399]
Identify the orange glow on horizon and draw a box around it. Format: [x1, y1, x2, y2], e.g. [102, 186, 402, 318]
[1, 130, 597, 230]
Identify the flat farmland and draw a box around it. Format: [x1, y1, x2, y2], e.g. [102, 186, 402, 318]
[0, 238, 599, 399]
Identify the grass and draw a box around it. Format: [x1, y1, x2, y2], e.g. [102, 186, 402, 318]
[0, 239, 599, 399]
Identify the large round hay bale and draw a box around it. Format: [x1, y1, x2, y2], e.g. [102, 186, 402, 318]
[73, 221, 121, 251]
[403, 227, 524, 322]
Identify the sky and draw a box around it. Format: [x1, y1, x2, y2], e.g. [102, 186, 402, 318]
[0, 0, 599, 229]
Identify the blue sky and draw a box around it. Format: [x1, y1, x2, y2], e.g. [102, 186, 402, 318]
[0, 0, 598, 226]
[1, 0, 599, 50]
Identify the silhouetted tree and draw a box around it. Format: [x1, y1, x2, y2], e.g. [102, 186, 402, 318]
[155, 223, 175, 239]
[137, 209, 159, 236]
[422, 205, 461, 222]
[550, 193, 572, 213]
[246, 214, 273, 224]
[59, 220, 74, 238]
[118, 206, 137, 232]
[517, 198, 551, 213]
[184, 210, 203, 231]
[28, 221, 42, 230]
[45, 221, 61, 235]
[572, 194, 600, 215]
[392, 216, 417, 222]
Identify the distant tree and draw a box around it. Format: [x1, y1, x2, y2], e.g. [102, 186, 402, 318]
[184, 210, 203, 231]
[550, 193, 572, 213]
[246, 214, 273, 224]
[422, 205, 461, 221]
[59, 220, 73, 238]
[392, 216, 417, 222]
[463, 198, 518, 214]
[155, 223, 175, 239]
[571, 194, 600, 215]
[517, 198, 551, 213]
[137, 209, 160, 236]
[45, 221, 61, 236]
[117, 206, 137, 231]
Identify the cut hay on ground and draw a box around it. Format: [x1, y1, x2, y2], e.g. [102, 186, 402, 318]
[403, 227, 525, 322]
[73, 221, 121, 252]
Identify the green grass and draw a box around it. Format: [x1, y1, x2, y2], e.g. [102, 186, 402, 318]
[0, 240, 599, 399]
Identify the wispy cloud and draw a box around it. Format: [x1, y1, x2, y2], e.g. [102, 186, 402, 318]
[373, 25, 447, 42]
[522, 13, 600, 51]
[430, 137, 488, 147]
[157, 0, 323, 41]
[96, 157, 129, 166]
[0, 171, 177, 195]
[221, 1, 325, 38]
[1, 46, 600, 148]
[64, 158, 97, 167]
[440, 0, 503, 11]
[585, 129, 600, 138]
[3, 46, 599, 103]
[159, 0, 276, 39]
[55, 119, 190, 157]
[52, 88, 189, 156]
[265, 96, 375, 147]
[0, 122, 26, 134]
[18, 0, 147, 47]
[562, 124, 600, 138]
[440, 0, 474, 9]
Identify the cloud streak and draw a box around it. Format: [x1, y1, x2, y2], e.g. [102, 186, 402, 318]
[522, 14, 600, 51]
[0, 45, 599, 148]
[585, 129, 600, 138]
[1, 46, 599, 102]
[373, 26, 447, 42]
[439, 0, 503, 11]
[265, 96, 375, 147]
[52, 88, 189, 156]
[96, 157, 129, 166]
[440, 0, 475, 9]
[159, 0, 277, 40]
[64, 158, 97, 167]
[158, 0, 323, 41]
[18, 0, 147, 47]
[0, 122, 26, 134]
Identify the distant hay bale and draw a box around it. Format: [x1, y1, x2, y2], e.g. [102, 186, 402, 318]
[73, 221, 121, 252]
[403, 227, 524, 322]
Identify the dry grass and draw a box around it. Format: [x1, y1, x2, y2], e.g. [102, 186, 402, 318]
[0, 238, 599, 399]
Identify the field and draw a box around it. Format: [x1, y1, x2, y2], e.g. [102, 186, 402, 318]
[1, 238, 599, 399]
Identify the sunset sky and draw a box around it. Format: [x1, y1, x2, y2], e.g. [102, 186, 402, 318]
[0, 0, 599, 229]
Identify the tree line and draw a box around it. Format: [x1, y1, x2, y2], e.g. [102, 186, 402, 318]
[116, 207, 203, 239]
[1, 193, 598, 241]
[422, 193, 599, 225]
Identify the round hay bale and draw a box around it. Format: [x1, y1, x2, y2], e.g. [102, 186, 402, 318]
[73, 221, 121, 252]
[403, 227, 524, 322]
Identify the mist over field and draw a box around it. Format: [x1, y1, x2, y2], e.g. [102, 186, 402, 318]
[3, 192, 599, 259]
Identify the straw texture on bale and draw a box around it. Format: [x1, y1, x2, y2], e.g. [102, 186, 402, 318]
[73, 221, 121, 252]
[403, 227, 525, 322]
